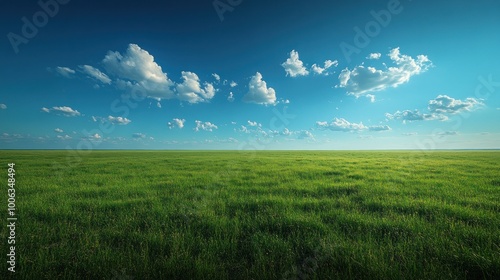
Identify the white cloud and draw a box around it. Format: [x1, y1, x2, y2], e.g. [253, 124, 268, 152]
[132, 133, 146, 139]
[0, 104, 6, 110]
[102, 43, 175, 100]
[282, 50, 309, 77]
[387, 95, 482, 123]
[79, 65, 111, 84]
[316, 117, 391, 132]
[42, 106, 81, 117]
[230, 81, 238, 87]
[91, 133, 101, 139]
[367, 53, 382, 60]
[338, 48, 432, 98]
[194, 120, 218, 132]
[282, 128, 293, 136]
[402, 132, 418, 136]
[368, 125, 392, 131]
[54, 128, 63, 133]
[168, 118, 185, 129]
[57, 134, 72, 140]
[428, 95, 482, 114]
[243, 72, 277, 105]
[297, 130, 315, 140]
[107, 116, 131, 125]
[247, 120, 261, 127]
[55, 66, 75, 78]
[366, 94, 376, 103]
[437, 131, 458, 136]
[212, 73, 221, 81]
[227, 92, 235, 102]
[385, 110, 439, 122]
[176, 71, 216, 103]
[311, 59, 338, 75]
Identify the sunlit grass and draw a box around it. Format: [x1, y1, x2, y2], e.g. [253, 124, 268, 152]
[1, 150, 499, 279]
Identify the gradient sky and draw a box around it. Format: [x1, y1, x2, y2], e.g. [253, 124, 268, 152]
[1, 0, 499, 150]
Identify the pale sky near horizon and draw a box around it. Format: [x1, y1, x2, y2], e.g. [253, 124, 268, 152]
[1, 0, 499, 150]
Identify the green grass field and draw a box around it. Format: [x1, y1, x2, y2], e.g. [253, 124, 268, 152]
[1, 150, 499, 279]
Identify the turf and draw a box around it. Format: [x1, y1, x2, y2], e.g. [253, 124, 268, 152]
[1, 150, 499, 279]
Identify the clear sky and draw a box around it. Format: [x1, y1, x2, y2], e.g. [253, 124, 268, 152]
[1, 0, 499, 150]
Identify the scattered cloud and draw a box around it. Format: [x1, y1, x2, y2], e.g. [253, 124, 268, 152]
[79, 65, 112, 84]
[316, 117, 391, 132]
[247, 120, 261, 127]
[194, 120, 218, 132]
[282, 50, 309, 77]
[367, 53, 382, 60]
[176, 71, 216, 103]
[402, 132, 418, 136]
[387, 95, 483, 123]
[366, 94, 376, 103]
[428, 95, 482, 114]
[168, 118, 185, 129]
[297, 130, 315, 140]
[311, 60, 338, 75]
[338, 47, 432, 98]
[132, 133, 146, 139]
[0, 104, 6, 110]
[107, 116, 132, 125]
[227, 92, 235, 102]
[42, 106, 81, 117]
[243, 72, 277, 105]
[103, 43, 175, 100]
[54, 128, 63, 133]
[212, 73, 221, 81]
[437, 131, 458, 136]
[55, 66, 76, 78]
[230, 81, 238, 87]
[57, 134, 72, 140]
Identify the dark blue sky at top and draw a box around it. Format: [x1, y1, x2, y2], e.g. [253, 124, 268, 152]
[1, 0, 499, 149]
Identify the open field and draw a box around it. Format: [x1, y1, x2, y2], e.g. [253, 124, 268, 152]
[1, 150, 499, 279]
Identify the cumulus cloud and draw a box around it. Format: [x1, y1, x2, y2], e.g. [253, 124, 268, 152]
[79, 65, 112, 84]
[0, 104, 6, 110]
[54, 128, 63, 133]
[176, 71, 216, 103]
[230, 81, 238, 87]
[247, 120, 261, 127]
[316, 118, 391, 132]
[282, 50, 309, 77]
[385, 110, 442, 123]
[387, 95, 482, 123]
[102, 43, 175, 99]
[57, 135, 72, 140]
[311, 59, 338, 75]
[297, 130, 315, 140]
[107, 116, 131, 125]
[212, 73, 221, 81]
[194, 120, 218, 132]
[428, 95, 482, 114]
[367, 53, 382, 60]
[55, 66, 75, 78]
[338, 48, 432, 97]
[42, 106, 81, 117]
[168, 118, 185, 129]
[132, 133, 146, 139]
[227, 92, 235, 102]
[243, 72, 277, 105]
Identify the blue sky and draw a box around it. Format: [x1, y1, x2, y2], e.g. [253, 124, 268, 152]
[1, 0, 499, 150]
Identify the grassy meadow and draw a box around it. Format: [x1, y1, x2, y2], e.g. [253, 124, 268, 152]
[0, 150, 499, 279]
